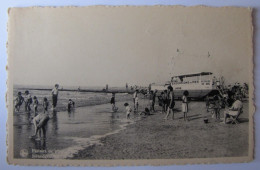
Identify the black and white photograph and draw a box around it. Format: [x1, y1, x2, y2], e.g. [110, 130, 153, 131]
[7, 6, 254, 165]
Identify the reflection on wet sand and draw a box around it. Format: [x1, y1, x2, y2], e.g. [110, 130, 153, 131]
[33, 139, 46, 151]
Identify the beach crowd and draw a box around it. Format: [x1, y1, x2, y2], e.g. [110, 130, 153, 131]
[13, 82, 248, 140]
[122, 82, 248, 125]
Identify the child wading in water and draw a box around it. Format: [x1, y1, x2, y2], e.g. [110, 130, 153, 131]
[24, 90, 32, 113]
[14, 91, 24, 112]
[43, 97, 49, 113]
[110, 93, 118, 112]
[182, 90, 189, 121]
[124, 103, 132, 119]
[33, 96, 39, 117]
[67, 99, 75, 112]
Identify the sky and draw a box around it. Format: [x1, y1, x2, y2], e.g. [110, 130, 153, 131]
[9, 6, 252, 87]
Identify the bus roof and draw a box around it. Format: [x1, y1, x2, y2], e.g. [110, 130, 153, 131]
[171, 72, 213, 78]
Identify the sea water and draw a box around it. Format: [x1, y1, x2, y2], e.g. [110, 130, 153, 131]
[13, 86, 135, 159]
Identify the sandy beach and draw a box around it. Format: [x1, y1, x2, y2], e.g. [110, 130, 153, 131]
[73, 99, 249, 159]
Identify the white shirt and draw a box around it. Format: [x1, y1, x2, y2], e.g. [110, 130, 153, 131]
[133, 92, 137, 99]
[231, 100, 243, 111]
[135, 97, 139, 104]
[25, 94, 31, 101]
[126, 106, 132, 114]
[182, 96, 187, 103]
[52, 88, 59, 95]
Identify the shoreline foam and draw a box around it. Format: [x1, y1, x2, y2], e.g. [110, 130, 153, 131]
[45, 117, 137, 159]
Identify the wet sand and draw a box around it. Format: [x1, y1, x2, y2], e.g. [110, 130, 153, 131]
[73, 99, 249, 159]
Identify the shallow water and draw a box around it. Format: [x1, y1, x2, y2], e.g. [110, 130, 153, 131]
[13, 87, 135, 159]
[14, 103, 136, 159]
[14, 88, 129, 110]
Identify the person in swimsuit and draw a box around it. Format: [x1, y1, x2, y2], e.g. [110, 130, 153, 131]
[182, 90, 189, 121]
[51, 84, 59, 110]
[31, 112, 51, 140]
[110, 93, 118, 112]
[43, 97, 49, 113]
[124, 103, 132, 119]
[32, 96, 39, 117]
[164, 86, 175, 120]
[14, 91, 24, 112]
[162, 90, 168, 113]
[133, 89, 138, 110]
[24, 90, 32, 112]
[67, 99, 75, 112]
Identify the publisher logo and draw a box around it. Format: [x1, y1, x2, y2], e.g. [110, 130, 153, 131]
[20, 149, 28, 158]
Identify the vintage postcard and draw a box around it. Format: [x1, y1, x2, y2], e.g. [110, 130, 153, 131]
[7, 6, 254, 166]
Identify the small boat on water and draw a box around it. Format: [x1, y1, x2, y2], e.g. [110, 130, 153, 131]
[151, 72, 219, 99]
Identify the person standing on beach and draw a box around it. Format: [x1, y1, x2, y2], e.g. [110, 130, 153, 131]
[164, 86, 175, 120]
[158, 92, 164, 113]
[134, 96, 139, 113]
[162, 90, 168, 113]
[205, 95, 210, 112]
[149, 91, 154, 112]
[51, 84, 59, 110]
[24, 90, 32, 113]
[212, 95, 221, 120]
[149, 90, 157, 112]
[182, 91, 189, 121]
[133, 89, 138, 110]
[152, 90, 157, 112]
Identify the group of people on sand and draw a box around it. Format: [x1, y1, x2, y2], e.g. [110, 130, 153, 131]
[206, 83, 246, 124]
[111, 86, 190, 121]
[112, 82, 246, 124]
[160, 86, 189, 121]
